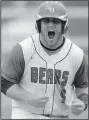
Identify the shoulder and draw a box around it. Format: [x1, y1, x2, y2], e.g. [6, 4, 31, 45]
[1, 43, 25, 82]
[72, 42, 83, 64]
[19, 33, 39, 51]
[19, 33, 39, 45]
[72, 42, 83, 56]
[66, 38, 84, 72]
[18, 33, 39, 65]
[6, 43, 23, 61]
[66, 38, 83, 55]
[66, 38, 83, 60]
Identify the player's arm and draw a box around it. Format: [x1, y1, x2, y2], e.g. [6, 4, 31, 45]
[1, 43, 48, 108]
[72, 53, 88, 115]
[1, 43, 26, 101]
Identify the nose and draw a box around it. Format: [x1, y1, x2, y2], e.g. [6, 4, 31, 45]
[48, 21, 54, 27]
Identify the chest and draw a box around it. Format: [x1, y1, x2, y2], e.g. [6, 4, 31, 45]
[24, 51, 75, 85]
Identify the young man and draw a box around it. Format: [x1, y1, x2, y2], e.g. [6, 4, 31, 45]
[1, 1, 88, 119]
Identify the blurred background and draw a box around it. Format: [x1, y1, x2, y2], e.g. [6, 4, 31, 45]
[1, 1, 88, 119]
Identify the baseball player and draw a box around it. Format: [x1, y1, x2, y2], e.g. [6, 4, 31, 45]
[1, 1, 88, 119]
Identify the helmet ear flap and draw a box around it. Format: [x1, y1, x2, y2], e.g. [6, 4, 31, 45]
[62, 20, 69, 34]
[35, 20, 41, 33]
[63, 25, 69, 34]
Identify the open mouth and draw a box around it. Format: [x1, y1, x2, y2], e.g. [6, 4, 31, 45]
[48, 31, 55, 39]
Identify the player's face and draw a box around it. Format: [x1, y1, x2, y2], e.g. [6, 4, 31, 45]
[40, 17, 63, 47]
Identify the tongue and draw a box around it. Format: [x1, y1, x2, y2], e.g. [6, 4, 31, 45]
[49, 34, 55, 39]
[48, 31, 55, 39]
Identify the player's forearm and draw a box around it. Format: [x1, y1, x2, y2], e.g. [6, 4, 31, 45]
[75, 87, 88, 111]
[75, 87, 88, 96]
[6, 84, 32, 103]
[6, 84, 49, 108]
[1, 76, 31, 103]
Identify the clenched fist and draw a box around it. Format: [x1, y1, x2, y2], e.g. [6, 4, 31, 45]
[70, 98, 85, 116]
[64, 85, 86, 116]
[27, 93, 49, 108]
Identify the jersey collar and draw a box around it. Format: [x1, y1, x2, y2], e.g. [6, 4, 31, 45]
[31, 34, 72, 64]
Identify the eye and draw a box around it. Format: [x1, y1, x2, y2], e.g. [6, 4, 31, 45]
[53, 19, 61, 24]
[43, 19, 49, 24]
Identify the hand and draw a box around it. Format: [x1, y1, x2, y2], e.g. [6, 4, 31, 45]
[70, 99, 85, 116]
[27, 93, 49, 108]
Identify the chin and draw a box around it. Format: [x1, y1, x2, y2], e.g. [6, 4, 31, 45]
[47, 41, 56, 47]
[48, 38, 57, 45]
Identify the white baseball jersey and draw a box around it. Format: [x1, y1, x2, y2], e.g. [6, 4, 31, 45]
[2, 33, 88, 119]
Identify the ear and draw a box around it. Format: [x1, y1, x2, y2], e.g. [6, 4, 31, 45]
[63, 25, 69, 34]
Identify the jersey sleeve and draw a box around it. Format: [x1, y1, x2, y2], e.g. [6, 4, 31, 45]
[1, 43, 25, 83]
[73, 53, 88, 88]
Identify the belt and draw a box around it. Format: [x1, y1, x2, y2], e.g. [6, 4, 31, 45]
[41, 114, 69, 118]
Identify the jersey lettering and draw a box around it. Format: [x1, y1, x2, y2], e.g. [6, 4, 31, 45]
[31, 67, 69, 84]
[39, 67, 46, 84]
[61, 71, 69, 86]
[46, 69, 53, 84]
[54, 69, 61, 84]
[31, 67, 38, 83]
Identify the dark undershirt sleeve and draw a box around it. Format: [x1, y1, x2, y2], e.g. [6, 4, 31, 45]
[1, 43, 25, 94]
[1, 76, 17, 95]
[73, 53, 88, 88]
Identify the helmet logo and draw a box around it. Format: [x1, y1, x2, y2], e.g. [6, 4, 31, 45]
[45, 5, 54, 13]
